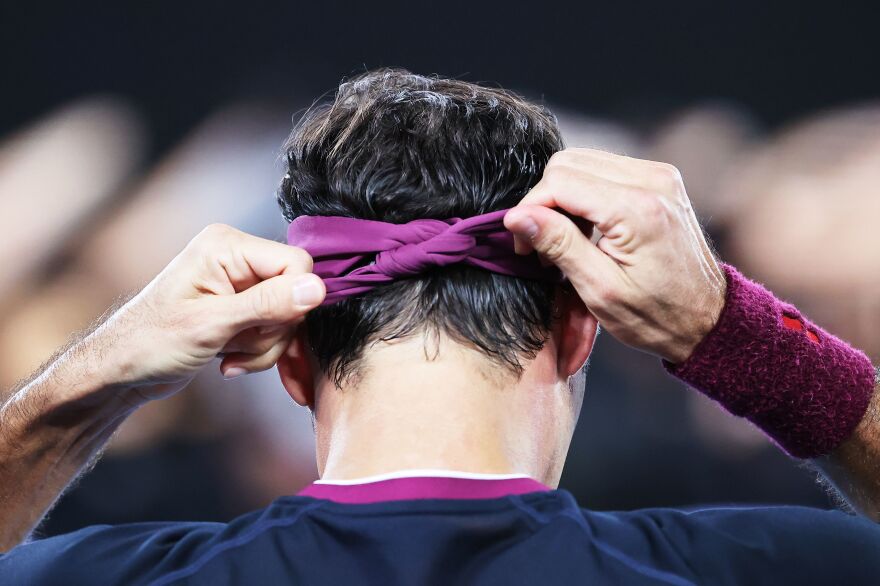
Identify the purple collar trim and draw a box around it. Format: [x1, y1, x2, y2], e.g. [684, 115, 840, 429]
[298, 474, 551, 504]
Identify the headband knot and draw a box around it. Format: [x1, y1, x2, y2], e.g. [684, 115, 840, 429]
[287, 208, 565, 306]
[374, 221, 477, 278]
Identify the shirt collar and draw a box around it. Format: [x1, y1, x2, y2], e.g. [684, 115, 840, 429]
[298, 469, 551, 504]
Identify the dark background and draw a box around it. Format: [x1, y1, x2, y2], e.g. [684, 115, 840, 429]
[3, 2, 879, 151]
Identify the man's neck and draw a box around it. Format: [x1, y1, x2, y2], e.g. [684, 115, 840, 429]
[312, 338, 565, 487]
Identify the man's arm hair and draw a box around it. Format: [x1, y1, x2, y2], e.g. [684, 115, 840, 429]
[0, 224, 327, 552]
[1, 292, 134, 403]
[815, 371, 880, 520]
[0, 294, 137, 551]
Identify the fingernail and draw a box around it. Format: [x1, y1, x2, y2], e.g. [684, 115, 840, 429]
[223, 367, 248, 380]
[511, 213, 539, 239]
[292, 275, 323, 306]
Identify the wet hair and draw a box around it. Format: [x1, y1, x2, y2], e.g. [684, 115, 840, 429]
[278, 68, 566, 388]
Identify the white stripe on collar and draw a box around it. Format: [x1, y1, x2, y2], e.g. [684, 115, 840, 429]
[314, 469, 533, 485]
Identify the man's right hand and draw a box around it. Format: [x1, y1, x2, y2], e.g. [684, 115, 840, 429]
[503, 148, 727, 364]
[0, 224, 325, 550]
[96, 223, 326, 402]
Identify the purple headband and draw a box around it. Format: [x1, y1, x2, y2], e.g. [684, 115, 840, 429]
[286, 208, 565, 305]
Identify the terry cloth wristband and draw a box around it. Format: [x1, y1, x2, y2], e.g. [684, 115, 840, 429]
[664, 263, 877, 459]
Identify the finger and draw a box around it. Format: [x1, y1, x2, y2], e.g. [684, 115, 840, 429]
[221, 325, 292, 355]
[504, 205, 622, 302]
[220, 333, 294, 379]
[220, 272, 326, 332]
[513, 208, 594, 257]
[510, 170, 635, 254]
[547, 148, 679, 190]
[190, 224, 315, 292]
[519, 169, 636, 228]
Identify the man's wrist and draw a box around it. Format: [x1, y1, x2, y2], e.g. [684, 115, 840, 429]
[72, 299, 187, 404]
[0, 324, 142, 552]
[663, 263, 876, 458]
[64, 325, 140, 402]
[24, 322, 147, 427]
[666, 261, 729, 365]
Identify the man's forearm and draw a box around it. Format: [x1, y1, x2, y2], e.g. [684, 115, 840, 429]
[0, 225, 327, 552]
[663, 264, 880, 520]
[0, 326, 138, 551]
[503, 151, 880, 519]
[816, 376, 880, 520]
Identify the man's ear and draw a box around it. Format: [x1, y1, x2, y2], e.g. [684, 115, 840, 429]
[554, 285, 599, 379]
[277, 325, 316, 409]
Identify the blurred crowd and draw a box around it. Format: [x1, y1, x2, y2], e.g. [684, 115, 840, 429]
[2, 91, 878, 535]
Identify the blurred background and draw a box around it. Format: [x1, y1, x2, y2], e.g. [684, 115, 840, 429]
[2, 1, 880, 535]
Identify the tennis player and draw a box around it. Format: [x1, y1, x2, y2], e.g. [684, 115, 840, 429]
[1, 70, 878, 584]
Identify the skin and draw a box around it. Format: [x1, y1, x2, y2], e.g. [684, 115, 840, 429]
[278, 284, 596, 486]
[720, 124, 880, 518]
[502, 148, 880, 519]
[0, 149, 878, 553]
[0, 224, 326, 551]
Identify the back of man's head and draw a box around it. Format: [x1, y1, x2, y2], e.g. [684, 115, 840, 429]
[278, 69, 565, 388]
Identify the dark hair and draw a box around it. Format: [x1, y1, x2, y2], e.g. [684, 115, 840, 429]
[278, 68, 566, 388]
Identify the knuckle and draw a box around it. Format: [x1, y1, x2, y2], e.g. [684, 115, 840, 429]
[543, 162, 576, 185]
[251, 287, 278, 321]
[633, 188, 667, 221]
[250, 336, 278, 355]
[643, 193, 665, 216]
[652, 162, 683, 187]
[190, 223, 235, 254]
[569, 147, 605, 159]
[289, 246, 314, 272]
[548, 149, 575, 166]
[202, 223, 234, 240]
[238, 345, 285, 373]
[539, 224, 573, 261]
[240, 357, 274, 374]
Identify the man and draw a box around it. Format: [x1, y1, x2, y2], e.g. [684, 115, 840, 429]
[1, 69, 879, 584]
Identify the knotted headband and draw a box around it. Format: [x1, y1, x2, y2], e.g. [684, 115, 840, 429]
[286, 208, 566, 305]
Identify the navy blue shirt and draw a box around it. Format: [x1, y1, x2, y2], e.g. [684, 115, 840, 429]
[3, 477, 880, 585]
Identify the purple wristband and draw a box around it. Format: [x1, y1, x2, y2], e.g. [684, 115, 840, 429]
[664, 263, 876, 459]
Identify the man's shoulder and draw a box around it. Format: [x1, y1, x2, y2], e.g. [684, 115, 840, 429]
[589, 503, 880, 578]
[4, 494, 880, 585]
[591, 502, 880, 547]
[0, 496, 324, 586]
[618, 502, 880, 535]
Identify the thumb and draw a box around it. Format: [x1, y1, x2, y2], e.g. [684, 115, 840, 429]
[504, 205, 614, 291]
[224, 272, 326, 331]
